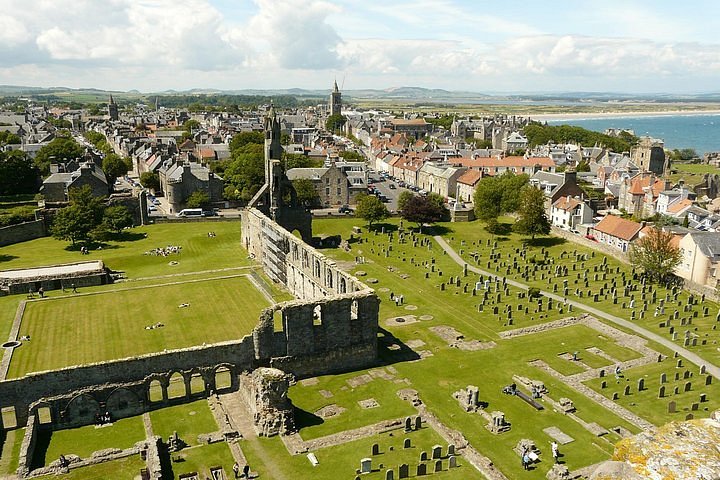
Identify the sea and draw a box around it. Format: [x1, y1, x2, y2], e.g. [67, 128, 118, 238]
[546, 114, 720, 155]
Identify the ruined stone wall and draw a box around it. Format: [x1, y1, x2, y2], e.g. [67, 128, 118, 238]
[0, 220, 46, 247]
[0, 337, 255, 428]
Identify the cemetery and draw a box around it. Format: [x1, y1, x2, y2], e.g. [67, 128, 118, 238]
[1, 166, 720, 478]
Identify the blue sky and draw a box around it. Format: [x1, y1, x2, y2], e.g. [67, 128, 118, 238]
[1, 0, 719, 93]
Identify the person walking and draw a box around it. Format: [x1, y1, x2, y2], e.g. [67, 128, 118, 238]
[232, 463, 240, 478]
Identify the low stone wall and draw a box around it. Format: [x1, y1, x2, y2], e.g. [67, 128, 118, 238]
[551, 227, 630, 263]
[0, 220, 46, 247]
[16, 414, 37, 477]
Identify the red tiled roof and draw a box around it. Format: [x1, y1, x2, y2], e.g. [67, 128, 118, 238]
[454, 156, 555, 168]
[552, 196, 582, 211]
[457, 169, 483, 186]
[594, 215, 642, 241]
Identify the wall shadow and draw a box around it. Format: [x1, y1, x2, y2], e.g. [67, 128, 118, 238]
[377, 327, 421, 365]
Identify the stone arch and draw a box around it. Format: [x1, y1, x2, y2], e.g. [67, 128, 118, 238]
[147, 377, 165, 403]
[189, 371, 206, 396]
[302, 250, 309, 268]
[292, 243, 299, 261]
[339, 277, 347, 294]
[313, 304, 322, 326]
[65, 393, 101, 426]
[214, 365, 234, 392]
[167, 371, 187, 400]
[326, 270, 334, 289]
[351, 299, 359, 320]
[106, 387, 142, 418]
[314, 259, 321, 278]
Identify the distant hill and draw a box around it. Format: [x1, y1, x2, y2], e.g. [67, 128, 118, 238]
[1, 84, 720, 104]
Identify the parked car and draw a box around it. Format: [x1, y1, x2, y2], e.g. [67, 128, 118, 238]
[389, 183, 396, 189]
[338, 205, 353, 214]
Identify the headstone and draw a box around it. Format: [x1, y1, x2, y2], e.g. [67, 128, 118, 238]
[403, 438, 411, 449]
[398, 464, 409, 479]
[432, 445, 442, 459]
[637, 378, 645, 391]
[420, 452, 428, 462]
[449, 456, 457, 468]
[612, 392, 619, 400]
[701, 365, 707, 375]
[660, 373, 667, 383]
[668, 401, 676, 413]
[707, 375, 713, 386]
[405, 417, 412, 432]
[361, 458, 372, 474]
[700, 393, 707, 403]
[624, 385, 631, 396]
[658, 386, 665, 398]
[601, 380, 607, 389]
[372, 443, 380, 455]
[685, 381, 692, 392]
[447, 444, 455, 456]
[434, 460, 442, 473]
[385, 469, 394, 480]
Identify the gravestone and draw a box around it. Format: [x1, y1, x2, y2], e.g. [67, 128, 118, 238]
[701, 365, 707, 375]
[447, 444, 455, 456]
[692, 402, 699, 411]
[612, 392, 619, 400]
[420, 452, 428, 462]
[686, 413, 694, 420]
[660, 373, 667, 383]
[601, 381, 607, 389]
[658, 386, 665, 398]
[700, 393, 707, 403]
[385, 469, 394, 480]
[398, 464, 409, 479]
[685, 381, 692, 392]
[707, 376, 713, 386]
[638, 379, 645, 391]
[372, 444, 380, 455]
[405, 417, 412, 432]
[403, 438, 411, 449]
[449, 456, 457, 468]
[435, 460, 443, 472]
[361, 458, 372, 474]
[432, 445, 442, 459]
[416, 464, 426, 476]
[624, 385, 631, 396]
[668, 401, 676, 413]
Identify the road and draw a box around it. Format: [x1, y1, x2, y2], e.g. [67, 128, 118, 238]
[433, 235, 720, 380]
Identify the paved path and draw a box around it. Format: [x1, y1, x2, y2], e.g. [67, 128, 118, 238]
[433, 236, 720, 380]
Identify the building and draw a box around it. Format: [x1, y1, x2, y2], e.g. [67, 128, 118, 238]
[529, 170, 585, 213]
[108, 95, 119, 121]
[591, 215, 643, 252]
[417, 162, 465, 198]
[502, 131, 528, 153]
[456, 169, 483, 204]
[329, 80, 342, 117]
[287, 163, 362, 207]
[41, 161, 108, 202]
[550, 196, 593, 230]
[677, 232, 720, 288]
[158, 160, 224, 214]
[631, 137, 666, 175]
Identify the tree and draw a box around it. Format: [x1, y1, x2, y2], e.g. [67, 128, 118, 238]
[513, 185, 550, 240]
[401, 194, 447, 232]
[628, 228, 682, 283]
[0, 150, 39, 195]
[292, 179, 320, 207]
[186, 190, 211, 209]
[140, 171, 161, 191]
[183, 119, 200, 133]
[325, 114, 346, 133]
[473, 171, 529, 226]
[102, 153, 131, 187]
[51, 185, 106, 245]
[102, 205, 133, 233]
[356, 194, 389, 227]
[397, 190, 415, 212]
[34, 136, 84, 176]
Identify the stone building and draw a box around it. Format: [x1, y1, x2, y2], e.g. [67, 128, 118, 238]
[41, 161, 108, 202]
[108, 95, 119, 121]
[631, 137, 666, 175]
[157, 159, 223, 214]
[287, 162, 361, 207]
[329, 80, 342, 117]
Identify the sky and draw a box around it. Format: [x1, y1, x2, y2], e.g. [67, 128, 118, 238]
[1, 0, 720, 94]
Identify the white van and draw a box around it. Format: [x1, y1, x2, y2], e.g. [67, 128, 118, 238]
[177, 208, 203, 217]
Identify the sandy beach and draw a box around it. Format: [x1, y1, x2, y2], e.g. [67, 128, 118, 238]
[529, 109, 720, 122]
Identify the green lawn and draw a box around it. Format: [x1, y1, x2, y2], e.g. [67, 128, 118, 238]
[169, 442, 236, 479]
[9, 275, 270, 377]
[36, 455, 146, 480]
[35, 416, 145, 467]
[0, 221, 251, 279]
[241, 423, 484, 480]
[0, 428, 24, 476]
[669, 162, 720, 186]
[149, 400, 218, 447]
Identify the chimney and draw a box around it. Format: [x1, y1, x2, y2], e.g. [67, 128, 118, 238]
[564, 168, 577, 185]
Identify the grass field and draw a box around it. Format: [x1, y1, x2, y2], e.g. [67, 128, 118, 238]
[0, 428, 24, 476]
[149, 400, 218, 447]
[36, 455, 146, 480]
[33, 416, 145, 467]
[669, 162, 720, 186]
[8, 275, 270, 377]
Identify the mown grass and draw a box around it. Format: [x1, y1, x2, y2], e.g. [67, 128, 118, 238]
[9, 275, 270, 377]
[149, 400, 218, 447]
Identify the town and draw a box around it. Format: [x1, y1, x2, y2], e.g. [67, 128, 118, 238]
[1, 80, 720, 480]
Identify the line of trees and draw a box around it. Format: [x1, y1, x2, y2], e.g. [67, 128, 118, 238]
[523, 123, 637, 153]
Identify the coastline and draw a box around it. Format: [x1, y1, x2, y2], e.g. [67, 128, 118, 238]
[528, 109, 720, 122]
